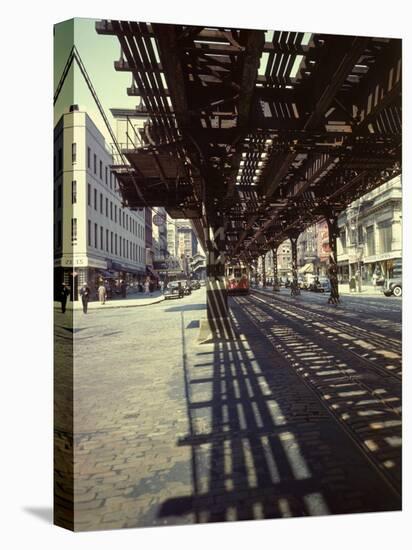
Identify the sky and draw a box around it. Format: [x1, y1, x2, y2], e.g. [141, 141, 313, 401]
[54, 17, 139, 145]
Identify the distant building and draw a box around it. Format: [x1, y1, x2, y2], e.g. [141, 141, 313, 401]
[190, 253, 206, 280]
[176, 220, 197, 259]
[53, 107, 146, 300]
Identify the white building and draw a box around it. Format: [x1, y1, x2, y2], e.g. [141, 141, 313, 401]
[337, 176, 402, 283]
[54, 106, 146, 300]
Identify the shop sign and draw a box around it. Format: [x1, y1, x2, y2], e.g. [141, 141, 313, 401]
[152, 214, 166, 226]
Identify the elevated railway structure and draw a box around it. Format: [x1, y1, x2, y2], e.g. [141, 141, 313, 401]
[96, 21, 401, 336]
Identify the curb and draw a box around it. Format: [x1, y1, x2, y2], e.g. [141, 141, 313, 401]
[54, 296, 165, 311]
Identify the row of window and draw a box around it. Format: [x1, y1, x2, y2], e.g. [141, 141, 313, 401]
[55, 143, 116, 193]
[86, 220, 144, 263]
[87, 183, 143, 238]
[87, 146, 116, 190]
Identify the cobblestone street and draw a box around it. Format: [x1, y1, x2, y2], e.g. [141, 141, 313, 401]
[54, 288, 401, 530]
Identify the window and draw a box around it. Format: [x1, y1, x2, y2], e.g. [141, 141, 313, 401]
[115, 234, 118, 255]
[110, 231, 113, 253]
[366, 225, 375, 256]
[106, 229, 109, 252]
[88, 220, 91, 246]
[119, 237, 122, 257]
[94, 154, 97, 174]
[57, 184, 62, 208]
[87, 183, 91, 206]
[94, 223, 98, 248]
[105, 197, 108, 217]
[379, 221, 392, 253]
[100, 193, 103, 214]
[94, 188, 97, 210]
[339, 229, 346, 251]
[58, 148, 62, 171]
[114, 205, 117, 223]
[99, 160, 102, 179]
[100, 226, 103, 250]
[72, 142, 77, 163]
[105, 166, 108, 185]
[130, 241, 132, 259]
[110, 202, 113, 220]
[57, 220, 62, 248]
[358, 225, 364, 245]
[110, 172, 112, 189]
[71, 181, 77, 204]
[71, 218, 77, 242]
[126, 215, 128, 231]
[87, 147, 91, 168]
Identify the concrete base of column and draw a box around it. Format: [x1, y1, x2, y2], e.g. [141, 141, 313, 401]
[198, 317, 238, 344]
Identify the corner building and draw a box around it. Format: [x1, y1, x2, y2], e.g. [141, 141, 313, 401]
[54, 107, 146, 301]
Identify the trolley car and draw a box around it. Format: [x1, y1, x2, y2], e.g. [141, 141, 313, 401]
[225, 262, 250, 295]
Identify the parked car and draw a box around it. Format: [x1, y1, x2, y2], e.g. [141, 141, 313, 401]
[164, 282, 184, 300]
[190, 280, 201, 290]
[315, 277, 331, 293]
[383, 259, 402, 297]
[304, 274, 316, 290]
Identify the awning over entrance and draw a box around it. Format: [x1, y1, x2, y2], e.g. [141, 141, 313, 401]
[298, 263, 314, 274]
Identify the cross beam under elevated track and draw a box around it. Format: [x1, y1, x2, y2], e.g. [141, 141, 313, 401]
[96, 21, 401, 332]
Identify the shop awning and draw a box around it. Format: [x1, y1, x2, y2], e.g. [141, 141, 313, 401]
[298, 263, 314, 274]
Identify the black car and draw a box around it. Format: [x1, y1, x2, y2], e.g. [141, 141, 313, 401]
[190, 280, 201, 290]
[164, 282, 184, 299]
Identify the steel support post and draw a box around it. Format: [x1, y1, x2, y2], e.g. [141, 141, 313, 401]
[203, 223, 235, 339]
[262, 254, 266, 287]
[272, 246, 280, 291]
[288, 231, 301, 296]
[325, 212, 341, 304]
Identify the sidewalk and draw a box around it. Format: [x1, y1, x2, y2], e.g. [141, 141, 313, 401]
[54, 290, 165, 311]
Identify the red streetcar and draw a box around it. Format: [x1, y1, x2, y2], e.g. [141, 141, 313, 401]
[226, 262, 250, 295]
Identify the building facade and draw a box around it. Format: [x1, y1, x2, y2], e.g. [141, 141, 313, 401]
[53, 107, 146, 301]
[337, 176, 402, 283]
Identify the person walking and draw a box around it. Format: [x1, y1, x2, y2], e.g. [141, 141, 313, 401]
[144, 278, 150, 296]
[59, 282, 70, 313]
[98, 282, 107, 305]
[79, 282, 90, 314]
[160, 280, 164, 294]
[121, 279, 127, 298]
[372, 271, 378, 292]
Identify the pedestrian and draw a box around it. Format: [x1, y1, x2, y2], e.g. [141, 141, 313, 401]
[59, 282, 70, 313]
[372, 271, 378, 291]
[349, 276, 356, 292]
[149, 280, 154, 295]
[178, 281, 184, 298]
[79, 282, 90, 314]
[160, 280, 164, 294]
[144, 278, 150, 295]
[121, 280, 127, 298]
[98, 282, 107, 305]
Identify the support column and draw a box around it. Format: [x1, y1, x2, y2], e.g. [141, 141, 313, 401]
[254, 259, 259, 287]
[200, 223, 236, 341]
[262, 253, 266, 287]
[272, 245, 280, 291]
[325, 210, 341, 304]
[288, 230, 301, 296]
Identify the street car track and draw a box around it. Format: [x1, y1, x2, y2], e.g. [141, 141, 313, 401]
[252, 289, 402, 372]
[232, 294, 402, 499]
